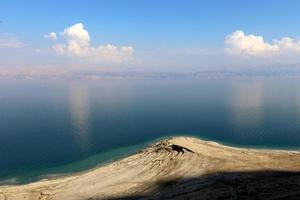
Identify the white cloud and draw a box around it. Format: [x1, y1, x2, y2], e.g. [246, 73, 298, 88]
[44, 32, 57, 41]
[225, 30, 300, 56]
[0, 35, 24, 48]
[48, 23, 134, 63]
[274, 37, 300, 51]
[225, 30, 279, 55]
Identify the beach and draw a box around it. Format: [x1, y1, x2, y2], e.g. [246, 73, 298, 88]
[1, 136, 300, 200]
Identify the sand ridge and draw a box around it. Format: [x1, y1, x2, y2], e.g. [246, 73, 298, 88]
[1, 136, 300, 200]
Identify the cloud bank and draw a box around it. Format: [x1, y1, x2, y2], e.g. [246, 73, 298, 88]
[48, 23, 134, 63]
[225, 30, 300, 55]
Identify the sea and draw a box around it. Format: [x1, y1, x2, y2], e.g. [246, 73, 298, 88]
[1, 77, 300, 184]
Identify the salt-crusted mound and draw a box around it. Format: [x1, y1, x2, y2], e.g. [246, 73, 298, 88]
[1, 137, 300, 200]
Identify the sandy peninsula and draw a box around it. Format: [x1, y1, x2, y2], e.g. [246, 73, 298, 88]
[1, 136, 300, 200]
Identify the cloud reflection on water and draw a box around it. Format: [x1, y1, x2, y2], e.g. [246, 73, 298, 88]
[229, 80, 264, 139]
[69, 82, 91, 152]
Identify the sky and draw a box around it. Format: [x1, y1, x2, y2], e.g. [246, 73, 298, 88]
[1, 0, 300, 76]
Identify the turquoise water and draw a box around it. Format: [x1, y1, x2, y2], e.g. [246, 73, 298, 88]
[1, 77, 300, 184]
[0, 141, 150, 184]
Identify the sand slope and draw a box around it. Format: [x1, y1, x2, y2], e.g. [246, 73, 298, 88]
[1, 137, 300, 200]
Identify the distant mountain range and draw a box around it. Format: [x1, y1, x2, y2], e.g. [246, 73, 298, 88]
[2, 64, 300, 79]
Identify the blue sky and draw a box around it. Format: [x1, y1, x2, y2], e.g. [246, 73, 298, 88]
[1, 0, 300, 74]
[2, 0, 300, 46]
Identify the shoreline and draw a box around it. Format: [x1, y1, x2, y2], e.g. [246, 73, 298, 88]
[1, 136, 300, 200]
[0, 139, 153, 186]
[0, 136, 174, 186]
[2, 135, 300, 186]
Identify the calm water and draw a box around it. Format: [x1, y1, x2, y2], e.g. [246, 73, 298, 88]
[1, 77, 300, 184]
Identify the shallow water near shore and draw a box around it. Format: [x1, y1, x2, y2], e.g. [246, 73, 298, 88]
[1, 77, 300, 184]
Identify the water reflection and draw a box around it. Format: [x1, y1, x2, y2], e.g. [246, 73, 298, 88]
[69, 82, 91, 152]
[229, 80, 264, 138]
